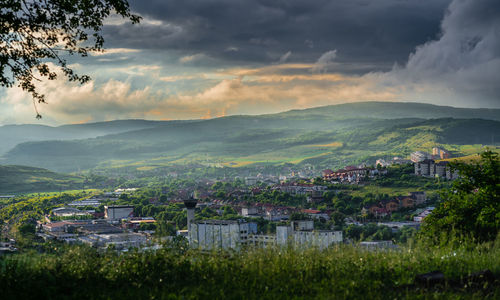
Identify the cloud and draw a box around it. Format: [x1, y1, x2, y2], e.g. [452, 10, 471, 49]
[90, 48, 141, 56]
[179, 53, 207, 63]
[312, 50, 337, 73]
[380, 0, 500, 107]
[106, 0, 450, 70]
[278, 51, 292, 64]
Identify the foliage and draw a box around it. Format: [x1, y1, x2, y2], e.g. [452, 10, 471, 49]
[422, 150, 500, 243]
[0, 0, 139, 117]
[1, 240, 500, 299]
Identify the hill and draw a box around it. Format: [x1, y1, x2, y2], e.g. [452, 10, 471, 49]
[3, 115, 499, 172]
[0, 165, 84, 194]
[278, 101, 500, 121]
[0, 119, 182, 155]
[2, 102, 500, 172]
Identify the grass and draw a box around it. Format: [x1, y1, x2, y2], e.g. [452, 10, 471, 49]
[1, 240, 499, 299]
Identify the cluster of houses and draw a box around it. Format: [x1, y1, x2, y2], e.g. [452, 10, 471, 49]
[322, 165, 385, 184]
[237, 202, 330, 221]
[375, 157, 411, 168]
[362, 192, 427, 218]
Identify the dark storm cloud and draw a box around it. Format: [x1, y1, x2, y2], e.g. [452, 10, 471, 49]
[102, 0, 451, 72]
[387, 0, 500, 107]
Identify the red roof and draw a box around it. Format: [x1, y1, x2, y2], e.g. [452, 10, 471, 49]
[302, 209, 321, 214]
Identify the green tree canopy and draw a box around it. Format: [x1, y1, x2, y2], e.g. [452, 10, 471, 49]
[422, 150, 500, 243]
[0, 0, 140, 117]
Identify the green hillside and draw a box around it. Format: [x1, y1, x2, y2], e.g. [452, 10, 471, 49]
[0, 165, 84, 194]
[0, 119, 177, 155]
[3, 115, 499, 172]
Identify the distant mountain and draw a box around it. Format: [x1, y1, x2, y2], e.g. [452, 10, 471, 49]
[278, 102, 500, 121]
[2, 102, 499, 172]
[0, 165, 84, 194]
[0, 119, 185, 155]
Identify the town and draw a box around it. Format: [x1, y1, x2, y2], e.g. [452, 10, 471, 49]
[0, 148, 459, 254]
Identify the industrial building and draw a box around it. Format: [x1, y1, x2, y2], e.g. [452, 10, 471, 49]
[104, 205, 134, 220]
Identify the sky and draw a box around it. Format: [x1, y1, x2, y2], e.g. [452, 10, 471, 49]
[1, 0, 499, 125]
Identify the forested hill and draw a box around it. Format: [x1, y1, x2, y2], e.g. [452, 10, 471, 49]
[2, 113, 499, 173]
[277, 102, 500, 121]
[0, 119, 189, 155]
[0, 165, 84, 194]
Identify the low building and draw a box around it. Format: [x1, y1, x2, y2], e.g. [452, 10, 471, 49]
[104, 205, 134, 220]
[408, 192, 427, 205]
[52, 207, 89, 217]
[241, 207, 259, 217]
[360, 240, 396, 250]
[79, 232, 147, 250]
[276, 220, 342, 249]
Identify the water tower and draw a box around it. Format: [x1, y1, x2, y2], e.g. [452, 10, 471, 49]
[183, 196, 197, 232]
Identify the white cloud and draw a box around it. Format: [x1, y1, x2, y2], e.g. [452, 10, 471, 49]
[179, 53, 206, 63]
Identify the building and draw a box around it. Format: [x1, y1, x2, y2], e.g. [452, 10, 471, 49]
[360, 240, 396, 250]
[276, 220, 342, 249]
[411, 151, 431, 163]
[414, 159, 457, 180]
[247, 234, 277, 248]
[189, 220, 258, 250]
[104, 205, 134, 220]
[52, 207, 89, 217]
[433, 147, 450, 159]
[241, 206, 259, 217]
[68, 198, 102, 207]
[409, 192, 427, 205]
[79, 232, 147, 250]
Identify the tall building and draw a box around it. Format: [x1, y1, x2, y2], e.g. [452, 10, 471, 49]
[189, 220, 257, 251]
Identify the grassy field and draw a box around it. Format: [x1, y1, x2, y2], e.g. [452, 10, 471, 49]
[1, 240, 499, 299]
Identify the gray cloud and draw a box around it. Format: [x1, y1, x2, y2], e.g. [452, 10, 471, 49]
[102, 0, 450, 72]
[385, 0, 500, 107]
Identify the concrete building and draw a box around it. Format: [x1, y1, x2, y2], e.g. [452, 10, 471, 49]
[104, 205, 134, 220]
[247, 234, 277, 248]
[433, 147, 450, 159]
[276, 220, 342, 249]
[414, 159, 457, 180]
[189, 220, 258, 250]
[411, 151, 431, 163]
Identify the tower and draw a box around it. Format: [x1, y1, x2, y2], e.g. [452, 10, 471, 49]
[183, 196, 197, 232]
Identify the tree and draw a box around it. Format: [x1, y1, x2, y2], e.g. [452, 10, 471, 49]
[422, 150, 500, 243]
[0, 0, 140, 118]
